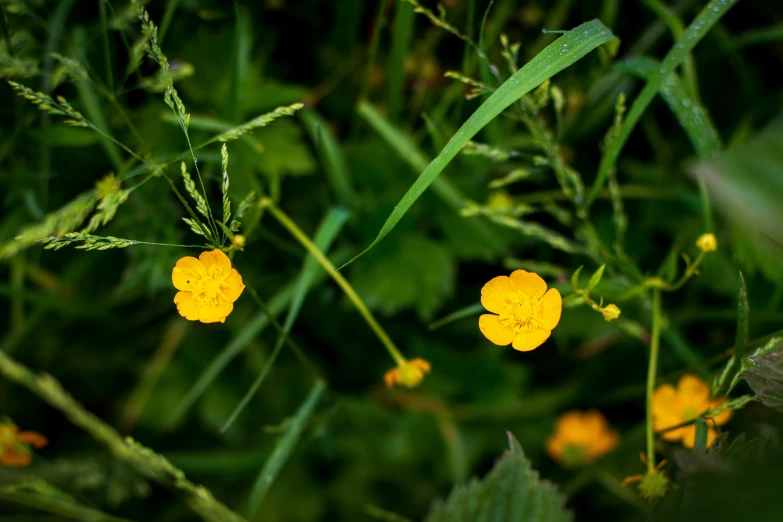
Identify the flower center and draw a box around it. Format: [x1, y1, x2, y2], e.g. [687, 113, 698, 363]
[193, 269, 229, 307]
[682, 407, 699, 421]
[498, 292, 542, 333]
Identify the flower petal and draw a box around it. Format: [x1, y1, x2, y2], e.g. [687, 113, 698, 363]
[511, 328, 551, 352]
[678, 374, 711, 409]
[223, 268, 245, 303]
[680, 425, 698, 448]
[510, 270, 547, 299]
[478, 314, 515, 346]
[172, 256, 206, 291]
[199, 303, 234, 324]
[174, 291, 201, 321]
[652, 384, 683, 431]
[199, 249, 233, 280]
[17, 431, 48, 448]
[0, 448, 31, 467]
[537, 288, 562, 330]
[708, 398, 734, 426]
[480, 276, 513, 314]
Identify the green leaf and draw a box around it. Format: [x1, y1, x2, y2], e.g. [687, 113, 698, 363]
[570, 266, 583, 292]
[691, 118, 783, 282]
[425, 433, 571, 522]
[587, 264, 606, 290]
[740, 340, 783, 412]
[352, 234, 456, 322]
[715, 272, 750, 396]
[345, 20, 614, 266]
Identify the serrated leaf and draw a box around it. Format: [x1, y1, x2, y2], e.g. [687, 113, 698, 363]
[740, 344, 783, 412]
[352, 235, 455, 322]
[587, 264, 605, 290]
[425, 433, 571, 522]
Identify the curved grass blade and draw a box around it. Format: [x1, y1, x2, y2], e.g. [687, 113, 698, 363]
[246, 379, 326, 519]
[357, 101, 505, 254]
[344, 20, 614, 267]
[585, 0, 741, 209]
[615, 56, 721, 156]
[169, 210, 348, 427]
[429, 302, 483, 331]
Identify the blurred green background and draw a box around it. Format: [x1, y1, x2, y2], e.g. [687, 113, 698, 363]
[2, 0, 783, 520]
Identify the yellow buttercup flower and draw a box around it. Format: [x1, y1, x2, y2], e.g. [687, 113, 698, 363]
[546, 410, 619, 468]
[172, 249, 245, 323]
[696, 233, 717, 253]
[653, 374, 732, 448]
[0, 424, 48, 467]
[384, 358, 431, 389]
[479, 270, 562, 351]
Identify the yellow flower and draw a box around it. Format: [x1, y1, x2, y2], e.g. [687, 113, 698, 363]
[653, 374, 732, 448]
[479, 270, 562, 351]
[546, 410, 619, 468]
[0, 424, 48, 467]
[172, 249, 245, 323]
[602, 303, 621, 322]
[384, 358, 431, 389]
[696, 233, 717, 253]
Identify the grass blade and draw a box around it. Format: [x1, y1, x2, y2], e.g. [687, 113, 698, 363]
[429, 302, 483, 331]
[169, 208, 348, 428]
[299, 109, 358, 206]
[585, 0, 740, 209]
[247, 379, 326, 518]
[615, 56, 721, 156]
[357, 101, 505, 254]
[220, 208, 349, 432]
[345, 20, 614, 267]
[387, 0, 414, 120]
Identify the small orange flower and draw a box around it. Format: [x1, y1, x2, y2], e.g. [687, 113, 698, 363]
[172, 249, 245, 323]
[546, 410, 619, 467]
[384, 358, 431, 389]
[0, 424, 48, 467]
[479, 270, 562, 351]
[653, 374, 732, 448]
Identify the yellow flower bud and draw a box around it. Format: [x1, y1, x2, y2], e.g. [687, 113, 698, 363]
[696, 233, 717, 253]
[232, 234, 246, 249]
[384, 358, 431, 389]
[602, 304, 621, 322]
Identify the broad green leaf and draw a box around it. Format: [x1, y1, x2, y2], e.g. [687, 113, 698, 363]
[352, 234, 456, 322]
[615, 56, 721, 156]
[345, 20, 614, 266]
[740, 340, 783, 412]
[587, 0, 739, 207]
[425, 433, 571, 522]
[691, 118, 783, 282]
[247, 379, 325, 519]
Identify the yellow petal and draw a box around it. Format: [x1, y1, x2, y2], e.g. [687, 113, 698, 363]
[511, 328, 551, 352]
[680, 425, 697, 448]
[16, 431, 48, 448]
[172, 256, 206, 291]
[0, 448, 31, 467]
[708, 398, 734, 426]
[480, 276, 513, 314]
[199, 249, 232, 280]
[174, 291, 201, 321]
[478, 314, 515, 346]
[199, 303, 234, 324]
[537, 288, 562, 330]
[223, 268, 245, 303]
[678, 374, 711, 408]
[510, 270, 547, 299]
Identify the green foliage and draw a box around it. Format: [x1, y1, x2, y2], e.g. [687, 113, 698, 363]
[425, 434, 571, 522]
[740, 340, 783, 412]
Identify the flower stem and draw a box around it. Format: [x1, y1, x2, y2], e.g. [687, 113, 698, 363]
[262, 199, 407, 366]
[646, 288, 662, 472]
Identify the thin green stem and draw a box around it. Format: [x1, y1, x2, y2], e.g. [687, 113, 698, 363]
[646, 289, 662, 471]
[263, 200, 406, 366]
